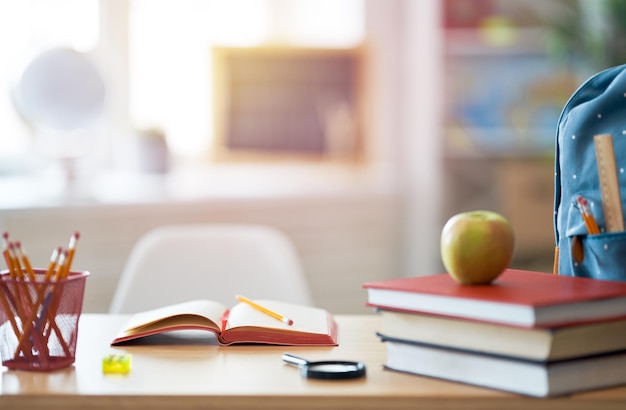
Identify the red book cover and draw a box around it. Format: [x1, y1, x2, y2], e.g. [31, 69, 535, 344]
[364, 269, 626, 327]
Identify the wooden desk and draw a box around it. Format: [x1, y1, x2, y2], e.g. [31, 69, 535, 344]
[2, 314, 626, 410]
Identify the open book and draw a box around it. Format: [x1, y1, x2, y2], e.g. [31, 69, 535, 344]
[110, 299, 338, 346]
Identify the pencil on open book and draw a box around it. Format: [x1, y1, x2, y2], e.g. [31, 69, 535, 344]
[236, 295, 294, 326]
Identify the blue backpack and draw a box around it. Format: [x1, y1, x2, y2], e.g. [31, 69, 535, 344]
[554, 64, 626, 280]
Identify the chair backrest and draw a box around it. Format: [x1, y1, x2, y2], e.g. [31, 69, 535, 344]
[109, 224, 313, 313]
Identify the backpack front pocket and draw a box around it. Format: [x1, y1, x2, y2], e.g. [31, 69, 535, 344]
[576, 233, 626, 280]
[562, 192, 626, 281]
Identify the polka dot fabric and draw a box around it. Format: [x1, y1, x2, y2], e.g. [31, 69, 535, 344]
[555, 64, 626, 280]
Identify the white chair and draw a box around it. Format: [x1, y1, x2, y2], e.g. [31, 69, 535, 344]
[109, 224, 313, 313]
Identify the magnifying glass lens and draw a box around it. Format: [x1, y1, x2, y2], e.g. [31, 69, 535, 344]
[282, 353, 366, 380]
[309, 363, 361, 373]
[303, 361, 366, 380]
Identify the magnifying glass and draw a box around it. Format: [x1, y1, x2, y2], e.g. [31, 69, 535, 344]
[282, 353, 366, 380]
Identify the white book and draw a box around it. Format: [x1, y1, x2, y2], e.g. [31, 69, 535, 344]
[378, 309, 626, 361]
[383, 338, 626, 397]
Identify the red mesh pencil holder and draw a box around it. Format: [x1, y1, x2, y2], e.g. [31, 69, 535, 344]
[0, 269, 89, 371]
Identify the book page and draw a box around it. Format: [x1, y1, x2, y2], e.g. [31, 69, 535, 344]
[123, 299, 227, 333]
[226, 300, 329, 334]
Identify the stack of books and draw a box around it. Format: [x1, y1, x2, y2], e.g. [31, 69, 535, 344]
[363, 269, 626, 397]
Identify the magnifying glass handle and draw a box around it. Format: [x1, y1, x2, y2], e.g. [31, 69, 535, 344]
[282, 353, 309, 367]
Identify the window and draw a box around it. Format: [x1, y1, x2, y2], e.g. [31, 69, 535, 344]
[0, 0, 365, 173]
[129, 0, 365, 158]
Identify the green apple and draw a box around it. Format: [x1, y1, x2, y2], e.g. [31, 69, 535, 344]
[440, 210, 514, 285]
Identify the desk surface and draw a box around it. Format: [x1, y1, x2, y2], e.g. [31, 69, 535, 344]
[2, 314, 626, 410]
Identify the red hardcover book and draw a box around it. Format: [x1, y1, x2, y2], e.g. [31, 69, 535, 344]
[363, 269, 626, 327]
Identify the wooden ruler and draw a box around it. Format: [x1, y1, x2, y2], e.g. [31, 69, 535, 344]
[594, 134, 625, 232]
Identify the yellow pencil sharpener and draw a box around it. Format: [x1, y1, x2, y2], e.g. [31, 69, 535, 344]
[102, 354, 132, 375]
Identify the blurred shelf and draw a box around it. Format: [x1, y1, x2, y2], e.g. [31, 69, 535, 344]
[443, 127, 556, 159]
[445, 28, 548, 56]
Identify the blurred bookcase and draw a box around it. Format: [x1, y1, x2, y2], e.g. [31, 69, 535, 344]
[441, 0, 582, 271]
[442, 0, 580, 158]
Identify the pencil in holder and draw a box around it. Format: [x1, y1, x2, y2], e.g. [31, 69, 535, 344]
[0, 269, 89, 371]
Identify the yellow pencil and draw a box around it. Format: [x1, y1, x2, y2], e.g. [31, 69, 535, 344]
[45, 247, 62, 281]
[54, 250, 68, 281]
[576, 195, 601, 235]
[7, 243, 24, 279]
[15, 242, 36, 281]
[2, 235, 23, 279]
[1, 233, 14, 276]
[3, 240, 28, 327]
[236, 295, 294, 326]
[64, 232, 80, 277]
[14, 247, 70, 361]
